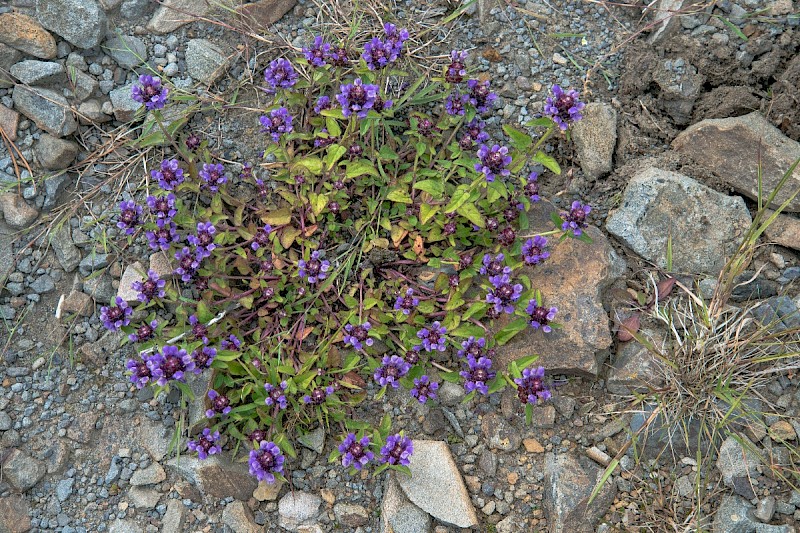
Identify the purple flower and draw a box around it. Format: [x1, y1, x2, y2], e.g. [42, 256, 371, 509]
[185, 134, 202, 152]
[486, 274, 523, 314]
[303, 35, 332, 66]
[131, 74, 168, 110]
[147, 345, 195, 386]
[344, 322, 373, 351]
[126, 355, 153, 388]
[298, 250, 331, 284]
[410, 375, 439, 404]
[188, 221, 217, 259]
[383, 23, 409, 58]
[117, 201, 142, 235]
[524, 171, 541, 202]
[336, 78, 379, 119]
[191, 345, 216, 373]
[514, 366, 551, 404]
[220, 334, 242, 351]
[131, 269, 167, 303]
[302, 385, 335, 405]
[188, 314, 209, 343]
[174, 246, 201, 283]
[100, 297, 132, 331]
[259, 107, 293, 142]
[374, 355, 411, 389]
[338, 433, 374, 470]
[475, 144, 511, 183]
[480, 253, 511, 276]
[145, 219, 179, 251]
[264, 58, 298, 91]
[264, 381, 288, 409]
[394, 288, 419, 315]
[560, 201, 591, 236]
[380, 434, 413, 466]
[151, 159, 184, 191]
[129, 320, 158, 343]
[199, 163, 227, 192]
[314, 128, 337, 148]
[522, 236, 550, 266]
[187, 428, 222, 460]
[460, 356, 495, 395]
[466, 118, 490, 143]
[544, 85, 585, 131]
[249, 440, 285, 483]
[313, 95, 332, 114]
[329, 45, 350, 66]
[466, 79, 497, 113]
[416, 322, 447, 353]
[206, 389, 232, 418]
[362, 38, 392, 70]
[457, 336, 486, 359]
[445, 91, 468, 116]
[526, 300, 557, 332]
[446, 50, 468, 83]
[146, 193, 177, 221]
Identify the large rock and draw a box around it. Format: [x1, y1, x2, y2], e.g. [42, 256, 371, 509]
[571, 103, 617, 179]
[673, 112, 800, 212]
[717, 435, 761, 488]
[712, 495, 759, 533]
[222, 501, 260, 533]
[12, 85, 77, 138]
[161, 499, 187, 532]
[109, 84, 142, 121]
[652, 57, 705, 125]
[396, 440, 478, 529]
[0, 494, 31, 533]
[147, 0, 211, 33]
[166, 455, 258, 501]
[607, 328, 666, 395]
[0, 45, 24, 88]
[9, 60, 65, 86]
[186, 39, 231, 85]
[0, 194, 39, 228]
[381, 474, 431, 533]
[0, 13, 57, 59]
[606, 168, 751, 275]
[495, 200, 624, 377]
[35, 134, 79, 171]
[117, 261, 146, 302]
[36, 0, 108, 49]
[2, 448, 47, 492]
[0, 223, 13, 283]
[543, 452, 617, 533]
[51, 225, 81, 272]
[237, 0, 297, 26]
[103, 35, 147, 69]
[763, 210, 800, 252]
[278, 491, 322, 531]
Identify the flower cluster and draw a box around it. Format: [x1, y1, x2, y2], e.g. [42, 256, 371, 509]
[522, 236, 549, 265]
[415, 322, 447, 353]
[100, 297, 132, 331]
[206, 389, 232, 418]
[344, 322, 373, 351]
[151, 159, 184, 190]
[380, 434, 413, 466]
[260, 107, 293, 142]
[467, 79, 497, 114]
[544, 84, 585, 131]
[336, 78, 380, 119]
[410, 375, 439, 404]
[475, 144, 512, 183]
[393, 288, 419, 315]
[374, 355, 411, 388]
[131, 270, 166, 303]
[199, 163, 227, 192]
[561, 201, 591, 237]
[527, 301, 558, 332]
[362, 23, 408, 69]
[303, 36, 332, 67]
[132, 74, 168, 110]
[265, 381, 289, 409]
[514, 366, 552, 404]
[264, 58, 298, 91]
[339, 433, 374, 470]
[249, 440, 285, 483]
[117, 201, 142, 235]
[486, 274, 524, 314]
[298, 250, 330, 284]
[147, 345, 194, 386]
[188, 428, 222, 460]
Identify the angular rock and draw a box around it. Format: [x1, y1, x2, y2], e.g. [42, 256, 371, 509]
[66, 70, 98, 102]
[166, 455, 258, 501]
[36, 0, 108, 49]
[51, 225, 81, 272]
[754, 496, 776, 522]
[0, 104, 20, 141]
[571, 102, 617, 179]
[712, 495, 759, 533]
[60, 290, 93, 316]
[768, 420, 796, 441]
[333, 503, 369, 527]
[128, 487, 161, 509]
[2, 448, 47, 491]
[0, 194, 39, 228]
[481, 413, 521, 452]
[122, 0, 154, 19]
[161, 499, 186, 532]
[606, 168, 751, 275]
[0, 45, 24, 89]
[56, 478, 74, 501]
[109, 84, 142, 121]
[0, 226, 13, 283]
[237, 0, 297, 26]
[297, 426, 325, 454]
[396, 440, 478, 528]
[607, 329, 666, 395]
[103, 35, 147, 69]
[77, 100, 112, 124]
[653, 57, 704, 125]
[129, 463, 166, 486]
[12, 85, 77, 138]
[149, 250, 174, 278]
[78, 330, 121, 367]
[83, 274, 115, 303]
[253, 479, 283, 501]
[0, 13, 57, 59]
[278, 491, 322, 531]
[147, 0, 211, 33]
[543, 452, 617, 533]
[186, 38, 231, 84]
[30, 274, 55, 293]
[717, 435, 761, 488]
[673, 112, 800, 212]
[136, 419, 171, 462]
[9, 60, 65, 86]
[381, 474, 430, 533]
[495, 200, 623, 377]
[42, 174, 71, 211]
[222, 501, 260, 533]
[646, 0, 689, 43]
[751, 296, 800, 330]
[35, 134, 79, 171]
[763, 210, 800, 252]
[109, 519, 143, 533]
[0, 494, 31, 533]
[117, 261, 146, 302]
[79, 253, 109, 276]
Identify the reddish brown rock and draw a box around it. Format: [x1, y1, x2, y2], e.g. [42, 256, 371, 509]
[672, 112, 800, 212]
[237, 0, 296, 27]
[0, 12, 57, 59]
[61, 290, 94, 317]
[0, 104, 20, 142]
[763, 210, 800, 252]
[0, 494, 32, 533]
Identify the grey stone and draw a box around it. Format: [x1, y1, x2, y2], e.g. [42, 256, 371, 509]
[0, 44, 24, 88]
[77, 100, 111, 124]
[121, 0, 153, 19]
[647, 0, 688, 43]
[66, 69, 98, 102]
[437, 380, 465, 406]
[109, 83, 142, 121]
[79, 253, 109, 276]
[397, 440, 478, 528]
[0, 495, 31, 533]
[297, 426, 325, 454]
[129, 463, 166, 486]
[653, 58, 704, 125]
[222, 501, 260, 533]
[713, 495, 758, 533]
[9, 60, 65, 85]
[571, 102, 617, 179]
[147, 0, 211, 33]
[0, 227, 13, 282]
[754, 496, 776, 522]
[161, 499, 186, 532]
[117, 261, 146, 302]
[278, 491, 322, 531]
[750, 296, 800, 330]
[51, 225, 81, 272]
[186, 38, 231, 84]
[0, 411, 11, 431]
[30, 274, 55, 293]
[543, 452, 617, 533]
[42, 174, 71, 211]
[56, 478, 74, 501]
[2, 448, 47, 491]
[0, 12, 57, 60]
[333, 503, 369, 527]
[606, 168, 751, 275]
[36, 0, 108, 49]
[481, 413, 521, 452]
[674, 476, 694, 498]
[109, 519, 143, 533]
[35, 134, 79, 170]
[12, 85, 77, 138]
[0, 193, 39, 228]
[83, 274, 115, 303]
[717, 435, 761, 488]
[166, 455, 258, 502]
[103, 35, 147, 69]
[389, 503, 432, 533]
[128, 487, 161, 509]
[607, 329, 666, 395]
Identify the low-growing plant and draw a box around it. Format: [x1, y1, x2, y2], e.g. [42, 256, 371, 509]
[110, 24, 592, 482]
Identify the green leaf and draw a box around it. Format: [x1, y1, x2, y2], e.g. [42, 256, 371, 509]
[525, 117, 554, 127]
[326, 117, 342, 137]
[196, 300, 213, 323]
[346, 161, 379, 179]
[457, 203, 484, 227]
[321, 108, 346, 119]
[502, 124, 533, 151]
[419, 203, 438, 225]
[379, 145, 399, 160]
[533, 151, 561, 175]
[413, 179, 444, 199]
[494, 318, 529, 345]
[293, 156, 323, 175]
[386, 187, 412, 204]
[463, 302, 487, 321]
[324, 145, 347, 171]
[309, 192, 328, 216]
[486, 181, 508, 203]
[444, 184, 472, 213]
